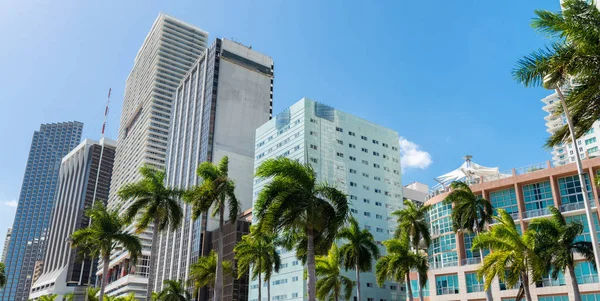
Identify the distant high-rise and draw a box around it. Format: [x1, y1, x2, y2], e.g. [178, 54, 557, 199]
[251, 99, 404, 301]
[104, 13, 208, 299]
[0, 121, 83, 301]
[1, 228, 11, 262]
[29, 138, 116, 300]
[153, 38, 274, 298]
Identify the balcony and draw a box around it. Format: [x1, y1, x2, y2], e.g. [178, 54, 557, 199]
[524, 208, 551, 219]
[536, 277, 565, 288]
[431, 260, 458, 270]
[437, 287, 459, 295]
[560, 200, 596, 213]
[462, 257, 482, 266]
[579, 275, 599, 284]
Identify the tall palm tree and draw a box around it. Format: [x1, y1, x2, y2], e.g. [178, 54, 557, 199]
[188, 250, 233, 296]
[183, 156, 240, 301]
[63, 292, 74, 301]
[38, 295, 58, 301]
[513, 0, 600, 270]
[254, 157, 349, 301]
[86, 287, 101, 301]
[375, 235, 427, 301]
[157, 280, 191, 301]
[315, 244, 354, 301]
[117, 164, 184, 298]
[444, 181, 494, 301]
[337, 217, 379, 301]
[392, 199, 431, 301]
[70, 202, 142, 301]
[0, 262, 6, 288]
[529, 206, 595, 301]
[472, 209, 545, 301]
[234, 226, 281, 301]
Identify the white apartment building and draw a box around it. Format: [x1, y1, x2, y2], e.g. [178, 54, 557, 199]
[251, 98, 405, 301]
[104, 13, 208, 300]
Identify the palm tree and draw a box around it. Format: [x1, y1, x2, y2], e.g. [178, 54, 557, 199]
[150, 291, 163, 301]
[472, 209, 545, 301]
[528, 206, 596, 301]
[188, 250, 233, 296]
[157, 280, 191, 301]
[375, 236, 427, 301]
[63, 292, 74, 301]
[86, 287, 101, 301]
[183, 156, 240, 301]
[392, 199, 431, 301]
[254, 157, 349, 301]
[0, 262, 6, 288]
[315, 244, 354, 301]
[234, 226, 280, 301]
[117, 164, 184, 298]
[513, 0, 600, 270]
[38, 295, 58, 301]
[444, 181, 494, 301]
[337, 217, 379, 301]
[70, 202, 142, 301]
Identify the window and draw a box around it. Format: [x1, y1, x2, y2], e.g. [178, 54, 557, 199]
[310, 131, 317, 136]
[292, 260, 299, 266]
[362, 148, 368, 153]
[351, 208, 358, 214]
[310, 118, 316, 123]
[336, 152, 344, 158]
[272, 279, 288, 285]
[375, 189, 381, 193]
[588, 146, 598, 153]
[350, 169, 356, 174]
[310, 158, 318, 163]
[390, 285, 397, 290]
[362, 172, 369, 178]
[375, 202, 382, 206]
[436, 274, 459, 295]
[376, 228, 383, 233]
[367, 283, 374, 287]
[559, 174, 593, 204]
[361, 135, 368, 140]
[292, 293, 299, 298]
[337, 139, 343, 145]
[363, 199, 370, 204]
[350, 195, 357, 200]
[349, 143, 356, 148]
[310, 144, 317, 150]
[490, 188, 519, 216]
[336, 127, 343, 132]
[365, 225, 372, 230]
[373, 164, 380, 168]
[350, 156, 356, 161]
[350, 182, 357, 187]
[538, 296, 568, 301]
[373, 151, 380, 156]
[465, 273, 484, 293]
[372, 139, 379, 144]
[586, 137, 597, 145]
[376, 214, 383, 219]
[574, 261, 599, 284]
[364, 212, 371, 217]
[362, 160, 369, 165]
[292, 276, 299, 281]
[382, 143, 389, 148]
[363, 185, 370, 190]
[374, 176, 381, 181]
[392, 146, 398, 151]
[523, 181, 553, 214]
[349, 131, 356, 136]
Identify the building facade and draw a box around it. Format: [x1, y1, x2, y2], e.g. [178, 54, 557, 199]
[0, 121, 83, 301]
[2, 228, 11, 262]
[29, 138, 116, 300]
[419, 158, 600, 301]
[104, 13, 208, 299]
[251, 98, 404, 301]
[403, 182, 429, 204]
[152, 38, 274, 296]
[542, 90, 600, 166]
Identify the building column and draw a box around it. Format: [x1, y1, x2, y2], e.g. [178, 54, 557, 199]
[588, 167, 600, 210]
[549, 175, 562, 209]
[514, 183, 527, 230]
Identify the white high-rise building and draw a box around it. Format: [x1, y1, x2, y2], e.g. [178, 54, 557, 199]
[251, 98, 405, 301]
[2, 228, 11, 262]
[104, 13, 208, 299]
[542, 90, 600, 166]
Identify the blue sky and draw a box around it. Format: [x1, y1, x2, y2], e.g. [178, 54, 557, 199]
[0, 0, 561, 252]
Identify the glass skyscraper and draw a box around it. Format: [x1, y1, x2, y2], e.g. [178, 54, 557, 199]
[0, 121, 83, 301]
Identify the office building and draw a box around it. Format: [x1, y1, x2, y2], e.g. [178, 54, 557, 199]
[2, 228, 11, 262]
[104, 13, 208, 299]
[404, 182, 429, 204]
[153, 38, 274, 296]
[542, 90, 600, 166]
[417, 156, 600, 301]
[29, 138, 116, 300]
[251, 98, 404, 301]
[0, 121, 83, 301]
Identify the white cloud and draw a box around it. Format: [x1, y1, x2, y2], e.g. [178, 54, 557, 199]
[398, 137, 432, 170]
[1, 200, 17, 208]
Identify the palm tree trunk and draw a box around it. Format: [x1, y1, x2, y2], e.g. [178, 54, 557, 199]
[406, 272, 414, 301]
[567, 263, 582, 301]
[267, 278, 271, 301]
[147, 216, 160, 300]
[479, 248, 493, 301]
[412, 237, 425, 301]
[521, 272, 533, 301]
[306, 228, 317, 301]
[355, 263, 361, 301]
[258, 262, 262, 301]
[99, 255, 110, 301]
[418, 284, 424, 301]
[213, 206, 225, 301]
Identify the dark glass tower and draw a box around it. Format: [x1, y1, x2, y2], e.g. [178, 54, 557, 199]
[0, 121, 83, 301]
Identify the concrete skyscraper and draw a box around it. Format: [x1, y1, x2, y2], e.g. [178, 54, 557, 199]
[103, 13, 208, 299]
[29, 138, 116, 300]
[0, 121, 83, 301]
[153, 38, 274, 298]
[251, 99, 404, 301]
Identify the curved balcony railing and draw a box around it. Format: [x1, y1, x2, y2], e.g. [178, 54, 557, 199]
[524, 208, 551, 219]
[461, 257, 482, 266]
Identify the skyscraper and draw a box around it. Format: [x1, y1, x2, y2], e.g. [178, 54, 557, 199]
[0, 121, 83, 301]
[29, 138, 116, 300]
[104, 13, 208, 299]
[1, 228, 11, 262]
[251, 99, 404, 301]
[153, 38, 274, 297]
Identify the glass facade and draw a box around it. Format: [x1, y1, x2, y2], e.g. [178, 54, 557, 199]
[489, 188, 519, 217]
[435, 274, 459, 295]
[565, 214, 600, 243]
[583, 293, 600, 301]
[558, 174, 593, 205]
[523, 181, 553, 217]
[574, 261, 599, 284]
[1, 122, 82, 301]
[410, 279, 429, 298]
[538, 296, 569, 301]
[465, 272, 484, 293]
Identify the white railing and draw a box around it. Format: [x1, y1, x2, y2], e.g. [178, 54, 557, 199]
[524, 208, 551, 219]
[561, 202, 586, 212]
[431, 260, 458, 270]
[437, 287, 459, 295]
[468, 284, 485, 293]
[462, 257, 482, 266]
[536, 278, 565, 287]
[579, 275, 599, 284]
[514, 162, 550, 175]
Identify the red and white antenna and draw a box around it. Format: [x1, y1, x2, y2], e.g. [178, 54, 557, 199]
[101, 88, 111, 137]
